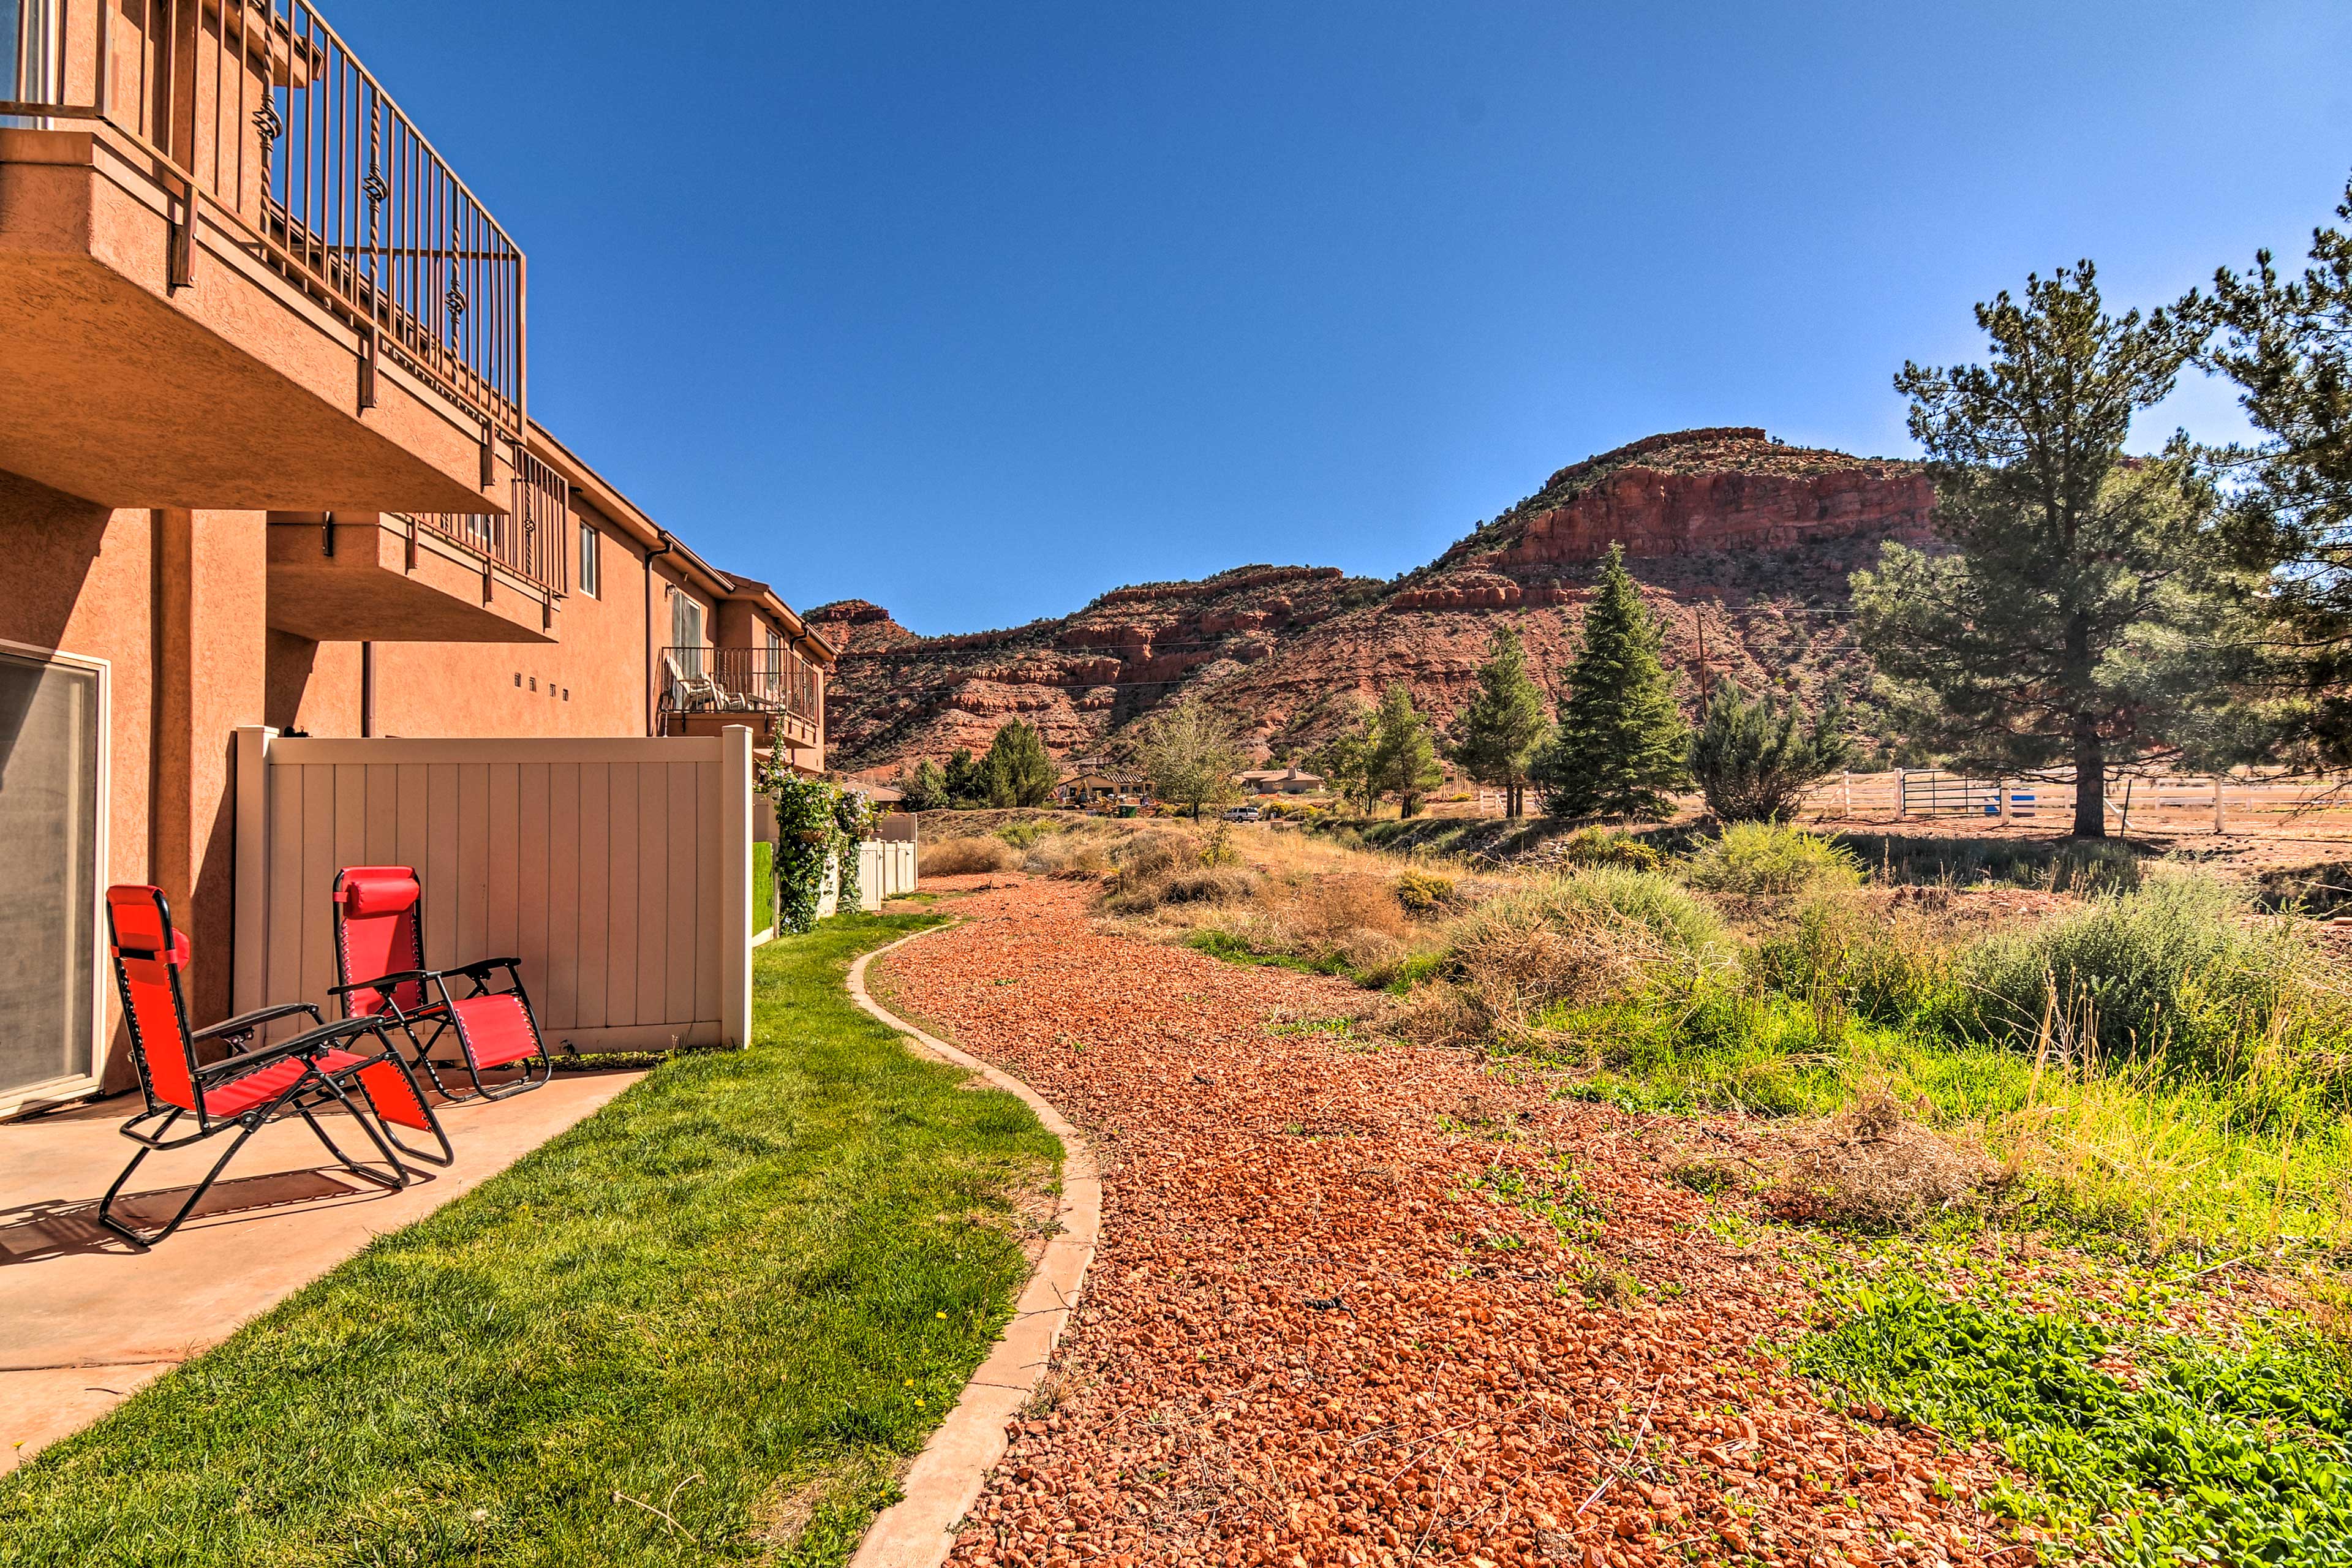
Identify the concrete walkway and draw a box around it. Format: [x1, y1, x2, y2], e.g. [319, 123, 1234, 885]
[0, 1067, 642, 1473]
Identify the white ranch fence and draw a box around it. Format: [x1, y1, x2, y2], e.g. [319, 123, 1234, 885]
[232, 726, 755, 1055]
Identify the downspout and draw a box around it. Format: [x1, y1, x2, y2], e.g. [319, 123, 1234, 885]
[645, 529, 677, 737]
[360, 642, 375, 737]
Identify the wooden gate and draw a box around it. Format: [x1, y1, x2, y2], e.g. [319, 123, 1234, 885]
[232, 727, 753, 1054]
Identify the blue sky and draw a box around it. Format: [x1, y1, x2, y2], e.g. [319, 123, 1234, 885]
[350, 1, 2351, 635]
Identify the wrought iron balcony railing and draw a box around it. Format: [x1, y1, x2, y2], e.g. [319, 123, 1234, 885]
[397, 447, 568, 594]
[4, 0, 525, 439]
[658, 646, 823, 727]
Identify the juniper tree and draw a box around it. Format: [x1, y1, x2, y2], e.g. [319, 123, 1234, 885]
[899, 758, 949, 812]
[982, 720, 1058, 808]
[941, 748, 987, 808]
[1688, 679, 1855, 822]
[1853, 263, 2246, 838]
[1531, 545, 1689, 818]
[1450, 625, 1551, 816]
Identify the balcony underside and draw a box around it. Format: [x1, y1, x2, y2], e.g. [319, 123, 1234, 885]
[0, 130, 499, 515]
[267, 516, 554, 644]
[663, 710, 821, 751]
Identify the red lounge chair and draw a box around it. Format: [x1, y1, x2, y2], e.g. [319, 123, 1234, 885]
[330, 866, 553, 1101]
[100, 885, 451, 1251]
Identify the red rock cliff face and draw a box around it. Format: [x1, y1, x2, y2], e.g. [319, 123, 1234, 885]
[821, 430, 1934, 774]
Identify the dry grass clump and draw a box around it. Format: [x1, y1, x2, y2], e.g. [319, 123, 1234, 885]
[1389, 877, 1687, 1047]
[1778, 1089, 1992, 1230]
[919, 835, 1019, 876]
[1100, 827, 1265, 914]
[1022, 822, 1115, 878]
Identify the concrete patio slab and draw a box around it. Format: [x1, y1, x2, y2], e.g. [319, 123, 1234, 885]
[0, 1067, 644, 1472]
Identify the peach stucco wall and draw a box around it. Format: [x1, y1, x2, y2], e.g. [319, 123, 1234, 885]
[1, 474, 266, 1087]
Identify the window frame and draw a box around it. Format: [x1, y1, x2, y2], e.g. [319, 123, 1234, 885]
[577, 518, 600, 599]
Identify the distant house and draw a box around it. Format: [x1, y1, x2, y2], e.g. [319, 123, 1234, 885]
[1235, 766, 1325, 796]
[1055, 769, 1131, 809]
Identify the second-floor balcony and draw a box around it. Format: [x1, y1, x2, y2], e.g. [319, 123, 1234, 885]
[658, 646, 823, 750]
[1, 0, 524, 515]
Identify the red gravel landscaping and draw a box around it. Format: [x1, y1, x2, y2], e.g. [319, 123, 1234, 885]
[870, 876, 2028, 1568]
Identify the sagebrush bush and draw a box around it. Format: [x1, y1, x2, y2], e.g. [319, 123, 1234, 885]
[1392, 869, 1457, 916]
[918, 835, 1018, 876]
[1685, 821, 1863, 896]
[995, 818, 1066, 850]
[1953, 871, 2340, 1082]
[1554, 826, 1662, 872]
[1751, 894, 1953, 1027]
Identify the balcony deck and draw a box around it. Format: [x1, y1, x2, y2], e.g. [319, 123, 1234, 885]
[1, 1, 524, 514]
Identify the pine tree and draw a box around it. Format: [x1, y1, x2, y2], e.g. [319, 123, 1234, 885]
[1366, 683, 1444, 816]
[1450, 625, 1551, 816]
[1530, 545, 1689, 818]
[1854, 263, 2248, 837]
[982, 721, 1058, 807]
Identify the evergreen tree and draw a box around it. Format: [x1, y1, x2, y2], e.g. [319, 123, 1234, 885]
[899, 758, 949, 812]
[1450, 625, 1551, 816]
[1366, 683, 1444, 817]
[1688, 680, 1855, 821]
[1134, 698, 1248, 820]
[1853, 263, 2247, 838]
[1530, 545, 1689, 818]
[2195, 178, 2352, 761]
[941, 748, 987, 808]
[1308, 717, 1378, 815]
[981, 721, 1058, 808]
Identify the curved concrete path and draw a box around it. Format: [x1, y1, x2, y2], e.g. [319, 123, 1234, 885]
[844, 926, 1100, 1568]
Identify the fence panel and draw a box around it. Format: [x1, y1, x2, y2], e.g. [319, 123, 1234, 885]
[234, 729, 751, 1054]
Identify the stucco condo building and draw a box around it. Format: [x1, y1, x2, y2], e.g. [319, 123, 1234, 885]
[0, 0, 835, 1114]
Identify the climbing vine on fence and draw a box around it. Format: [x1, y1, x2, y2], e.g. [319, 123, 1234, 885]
[763, 767, 880, 934]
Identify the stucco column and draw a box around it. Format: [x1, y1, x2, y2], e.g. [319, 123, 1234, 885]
[148, 509, 268, 1039]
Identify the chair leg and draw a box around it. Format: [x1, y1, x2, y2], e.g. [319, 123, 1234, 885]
[97, 1118, 264, 1251]
[294, 1080, 408, 1192]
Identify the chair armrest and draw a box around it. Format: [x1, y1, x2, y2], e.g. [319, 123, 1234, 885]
[192, 1017, 379, 1080]
[328, 970, 431, 1000]
[194, 1000, 324, 1047]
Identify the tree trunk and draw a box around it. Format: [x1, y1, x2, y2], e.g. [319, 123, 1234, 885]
[2072, 722, 2106, 839]
[1506, 781, 1523, 818]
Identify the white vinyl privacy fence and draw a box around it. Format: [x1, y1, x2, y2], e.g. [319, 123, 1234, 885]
[233, 727, 753, 1053]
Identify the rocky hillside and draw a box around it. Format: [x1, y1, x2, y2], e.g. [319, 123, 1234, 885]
[812, 428, 1936, 774]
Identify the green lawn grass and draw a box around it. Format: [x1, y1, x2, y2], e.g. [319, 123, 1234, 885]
[0, 913, 1058, 1567]
[753, 839, 775, 936]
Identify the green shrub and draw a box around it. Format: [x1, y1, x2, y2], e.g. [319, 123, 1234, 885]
[995, 818, 1065, 850]
[2048, 839, 2143, 895]
[1952, 872, 2342, 1085]
[1392, 869, 1457, 916]
[1751, 895, 1954, 1027]
[1684, 821, 1863, 896]
[1555, 826, 1662, 872]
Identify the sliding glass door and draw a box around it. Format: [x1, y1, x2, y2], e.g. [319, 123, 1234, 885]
[0, 646, 104, 1109]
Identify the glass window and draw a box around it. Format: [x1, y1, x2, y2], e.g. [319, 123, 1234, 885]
[671, 592, 704, 674]
[0, 647, 99, 1099]
[578, 519, 600, 598]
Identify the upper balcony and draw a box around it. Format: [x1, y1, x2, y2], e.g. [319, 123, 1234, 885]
[266, 448, 570, 644]
[658, 646, 823, 753]
[0, 0, 523, 516]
